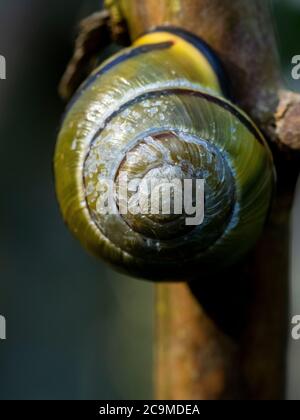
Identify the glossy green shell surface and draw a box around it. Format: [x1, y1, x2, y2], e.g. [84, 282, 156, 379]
[54, 29, 274, 280]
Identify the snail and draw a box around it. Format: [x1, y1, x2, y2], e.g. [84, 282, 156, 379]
[54, 27, 275, 280]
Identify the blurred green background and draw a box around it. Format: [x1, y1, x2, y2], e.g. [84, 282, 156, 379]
[0, 0, 154, 400]
[0, 0, 299, 400]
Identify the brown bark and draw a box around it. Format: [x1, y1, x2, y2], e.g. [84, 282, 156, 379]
[276, 90, 300, 151]
[117, 0, 300, 153]
[105, 0, 300, 399]
[154, 187, 294, 400]
[57, 0, 300, 400]
[99, 0, 300, 399]
[120, 0, 280, 124]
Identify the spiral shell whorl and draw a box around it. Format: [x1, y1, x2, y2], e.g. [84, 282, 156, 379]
[84, 131, 236, 244]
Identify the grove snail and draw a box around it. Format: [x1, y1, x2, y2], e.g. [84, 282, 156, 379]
[54, 27, 275, 280]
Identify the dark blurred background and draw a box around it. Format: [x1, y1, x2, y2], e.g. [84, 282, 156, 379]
[0, 0, 154, 400]
[0, 0, 299, 400]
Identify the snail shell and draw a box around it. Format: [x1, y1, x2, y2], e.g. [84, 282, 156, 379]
[54, 28, 275, 280]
